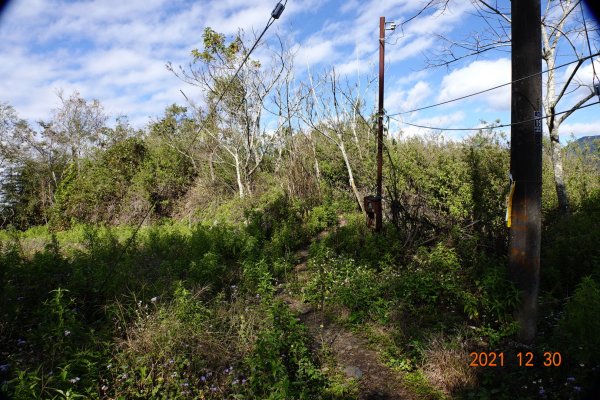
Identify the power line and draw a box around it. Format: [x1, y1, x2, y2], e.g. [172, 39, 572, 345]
[389, 99, 600, 132]
[580, 1, 600, 100]
[187, 0, 287, 148]
[98, 1, 287, 291]
[387, 51, 600, 117]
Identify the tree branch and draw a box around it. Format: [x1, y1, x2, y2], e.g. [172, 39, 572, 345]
[475, 0, 511, 24]
[557, 90, 595, 126]
[554, 58, 584, 106]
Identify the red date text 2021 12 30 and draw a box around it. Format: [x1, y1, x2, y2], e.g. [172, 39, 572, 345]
[469, 352, 562, 367]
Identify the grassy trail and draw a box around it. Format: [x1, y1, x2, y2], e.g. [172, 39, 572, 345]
[277, 222, 415, 400]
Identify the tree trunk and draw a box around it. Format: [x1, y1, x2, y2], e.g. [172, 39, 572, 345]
[209, 151, 216, 183]
[549, 126, 570, 214]
[338, 139, 365, 213]
[308, 131, 321, 185]
[233, 153, 245, 198]
[351, 107, 363, 160]
[541, 1, 573, 216]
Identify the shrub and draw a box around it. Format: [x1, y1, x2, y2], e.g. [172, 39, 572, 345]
[108, 285, 241, 399]
[542, 199, 600, 296]
[242, 301, 327, 399]
[306, 204, 338, 236]
[556, 277, 600, 364]
[395, 244, 462, 309]
[53, 138, 147, 225]
[303, 250, 388, 323]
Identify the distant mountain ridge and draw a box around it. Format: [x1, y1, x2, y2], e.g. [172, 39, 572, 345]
[572, 135, 600, 153]
[567, 135, 600, 169]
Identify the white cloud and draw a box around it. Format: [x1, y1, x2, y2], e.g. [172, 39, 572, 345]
[334, 58, 372, 76]
[571, 59, 600, 88]
[438, 58, 511, 111]
[295, 40, 338, 68]
[387, 36, 435, 63]
[291, 0, 471, 76]
[0, 0, 499, 133]
[386, 81, 432, 114]
[558, 58, 600, 92]
[1, 0, 318, 128]
[560, 121, 600, 139]
[394, 70, 429, 86]
[396, 111, 466, 138]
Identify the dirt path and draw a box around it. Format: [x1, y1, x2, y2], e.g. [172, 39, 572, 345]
[276, 227, 413, 400]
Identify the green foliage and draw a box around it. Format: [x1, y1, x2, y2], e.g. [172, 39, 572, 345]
[107, 285, 234, 399]
[192, 27, 242, 63]
[387, 135, 472, 224]
[393, 244, 462, 310]
[1, 157, 67, 229]
[542, 196, 600, 296]
[241, 258, 275, 299]
[463, 130, 510, 246]
[564, 138, 600, 210]
[2, 95, 600, 399]
[244, 189, 309, 260]
[242, 301, 327, 399]
[306, 204, 338, 236]
[53, 138, 147, 225]
[556, 277, 600, 364]
[303, 249, 388, 323]
[129, 139, 195, 218]
[403, 370, 446, 400]
[462, 257, 520, 325]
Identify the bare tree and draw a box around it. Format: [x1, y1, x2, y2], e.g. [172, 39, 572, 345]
[0, 102, 23, 170]
[51, 90, 108, 169]
[302, 68, 366, 213]
[169, 28, 289, 198]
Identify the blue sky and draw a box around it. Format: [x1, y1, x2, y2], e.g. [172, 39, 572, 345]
[1, 0, 599, 140]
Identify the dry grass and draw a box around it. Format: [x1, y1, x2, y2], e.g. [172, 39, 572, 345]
[421, 331, 476, 396]
[115, 290, 263, 368]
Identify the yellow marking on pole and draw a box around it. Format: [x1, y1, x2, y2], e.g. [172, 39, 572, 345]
[506, 181, 516, 228]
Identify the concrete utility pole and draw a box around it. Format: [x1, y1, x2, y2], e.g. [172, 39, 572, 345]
[510, 0, 543, 342]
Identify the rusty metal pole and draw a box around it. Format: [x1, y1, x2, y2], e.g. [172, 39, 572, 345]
[510, 0, 542, 343]
[376, 16, 385, 232]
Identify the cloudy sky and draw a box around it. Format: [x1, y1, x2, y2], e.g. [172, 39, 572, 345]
[1, 0, 599, 140]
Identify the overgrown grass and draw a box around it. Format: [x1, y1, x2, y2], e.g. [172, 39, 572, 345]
[1, 192, 353, 399]
[2, 132, 599, 399]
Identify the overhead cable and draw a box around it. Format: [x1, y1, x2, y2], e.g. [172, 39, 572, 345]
[386, 51, 600, 117]
[188, 0, 287, 146]
[99, 1, 288, 290]
[389, 100, 600, 132]
[580, 1, 600, 100]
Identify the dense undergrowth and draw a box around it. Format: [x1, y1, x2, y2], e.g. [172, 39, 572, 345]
[1, 130, 599, 399]
[0, 196, 354, 399]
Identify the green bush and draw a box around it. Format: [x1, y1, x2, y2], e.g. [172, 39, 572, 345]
[303, 249, 389, 323]
[242, 301, 327, 399]
[395, 244, 462, 309]
[542, 200, 600, 296]
[107, 285, 239, 399]
[306, 204, 337, 236]
[53, 138, 147, 225]
[556, 277, 600, 364]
